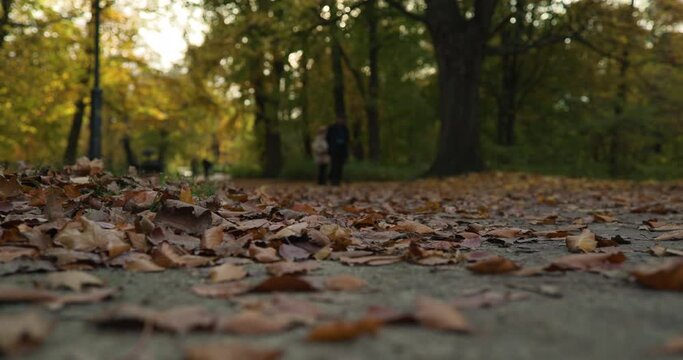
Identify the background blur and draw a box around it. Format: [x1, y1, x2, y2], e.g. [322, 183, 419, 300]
[1, 0, 682, 180]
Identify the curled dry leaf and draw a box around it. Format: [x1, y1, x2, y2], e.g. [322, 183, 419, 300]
[153, 200, 212, 235]
[278, 244, 310, 261]
[114, 253, 165, 272]
[270, 222, 308, 240]
[414, 296, 471, 333]
[192, 282, 251, 299]
[251, 276, 317, 293]
[393, 220, 434, 234]
[249, 245, 280, 263]
[94, 304, 215, 333]
[485, 228, 525, 239]
[0, 246, 38, 262]
[185, 342, 283, 360]
[466, 255, 521, 274]
[565, 229, 597, 253]
[45, 270, 103, 291]
[324, 274, 367, 291]
[655, 230, 683, 241]
[655, 334, 683, 355]
[201, 226, 225, 250]
[54, 217, 130, 257]
[217, 310, 295, 335]
[0, 311, 53, 355]
[546, 252, 626, 271]
[631, 259, 683, 291]
[151, 242, 212, 268]
[307, 319, 381, 342]
[208, 263, 247, 283]
[339, 255, 403, 266]
[266, 261, 320, 277]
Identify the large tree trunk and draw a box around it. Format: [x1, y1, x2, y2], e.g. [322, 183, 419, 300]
[254, 67, 283, 178]
[331, 38, 347, 123]
[497, 31, 520, 146]
[425, 8, 489, 175]
[366, 0, 381, 161]
[64, 98, 86, 164]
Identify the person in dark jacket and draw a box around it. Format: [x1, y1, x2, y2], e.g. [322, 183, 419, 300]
[326, 117, 350, 186]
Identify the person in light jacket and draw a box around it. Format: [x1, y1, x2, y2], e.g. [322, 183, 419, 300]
[312, 126, 331, 185]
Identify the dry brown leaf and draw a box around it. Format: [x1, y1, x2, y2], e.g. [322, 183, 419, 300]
[154, 200, 212, 235]
[339, 255, 403, 266]
[45, 270, 103, 291]
[201, 226, 225, 250]
[208, 263, 247, 283]
[632, 259, 683, 291]
[151, 242, 212, 268]
[655, 230, 683, 241]
[0, 311, 53, 355]
[485, 228, 524, 239]
[216, 310, 294, 334]
[307, 319, 381, 342]
[324, 274, 367, 291]
[251, 276, 317, 293]
[656, 335, 683, 354]
[185, 342, 282, 360]
[393, 220, 434, 234]
[466, 255, 521, 274]
[546, 252, 626, 271]
[565, 229, 597, 253]
[414, 296, 471, 333]
[0, 246, 38, 262]
[94, 304, 214, 333]
[192, 282, 252, 299]
[265, 261, 320, 277]
[54, 217, 130, 257]
[249, 245, 280, 263]
[270, 222, 308, 240]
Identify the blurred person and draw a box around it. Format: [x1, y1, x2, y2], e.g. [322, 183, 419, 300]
[312, 126, 330, 185]
[326, 117, 350, 186]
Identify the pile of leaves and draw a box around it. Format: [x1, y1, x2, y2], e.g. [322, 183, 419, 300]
[3, 161, 683, 357]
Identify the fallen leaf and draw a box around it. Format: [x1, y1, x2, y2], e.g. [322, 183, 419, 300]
[249, 245, 280, 263]
[565, 229, 597, 253]
[339, 255, 403, 266]
[393, 220, 434, 234]
[192, 282, 252, 299]
[94, 304, 215, 333]
[278, 244, 310, 261]
[655, 230, 683, 241]
[208, 263, 247, 283]
[185, 342, 282, 360]
[414, 296, 471, 333]
[307, 319, 381, 342]
[266, 261, 320, 277]
[0, 246, 38, 262]
[45, 271, 103, 291]
[546, 252, 626, 271]
[656, 334, 683, 355]
[154, 200, 212, 235]
[466, 255, 521, 274]
[324, 274, 367, 291]
[251, 276, 317, 293]
[0, 311, 53, 355]
[632, 259, 683, 291]
[270, 222, 308, 240]
[216, 310, 295, 334]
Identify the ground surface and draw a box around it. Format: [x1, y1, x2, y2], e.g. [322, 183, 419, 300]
[2, 169, 683, 359]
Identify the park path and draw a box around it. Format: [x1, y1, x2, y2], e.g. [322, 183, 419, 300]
[2, 169, 683, 359]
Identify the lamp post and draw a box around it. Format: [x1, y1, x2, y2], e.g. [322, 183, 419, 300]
[88, 0, 102, 159]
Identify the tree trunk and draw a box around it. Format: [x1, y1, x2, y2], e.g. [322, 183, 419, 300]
[331, 38, 347, 123]
[300, 50, 312, 158]
[64, 98, 86, 164]
[425, 9, 489, 175]
[366, 0, 381, 161]
[254, 67, 283, 178]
